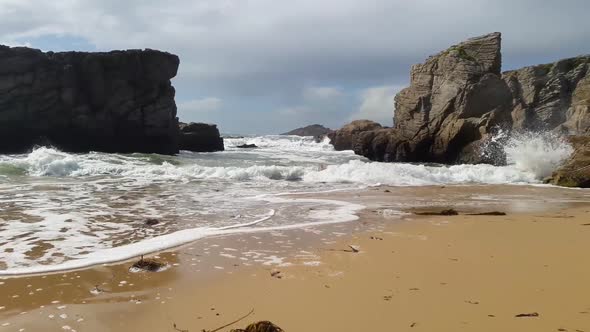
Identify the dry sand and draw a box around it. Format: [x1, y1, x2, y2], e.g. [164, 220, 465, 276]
[1, 185, 590, 331]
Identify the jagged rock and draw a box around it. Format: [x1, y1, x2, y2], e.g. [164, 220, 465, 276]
[0, 45, 181, 154]
[328, 120, 382, 151]
[281, 124, 332, 137]
[386, 32, 512, 163]
[504, 56, 590, 133]
[547, 136, 590, 187]
[178, 122, 224, 152]
[335, 32, 590, 169]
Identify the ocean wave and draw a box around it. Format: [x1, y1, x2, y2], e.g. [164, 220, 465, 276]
[0, 128, 573, 186]
[224, 135, 334, 151]
[0, 148, 546, 186]
[504, 131, 573, 179]
[302, 160, 539, 185]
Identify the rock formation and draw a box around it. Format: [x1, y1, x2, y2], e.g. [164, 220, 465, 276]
[178, 122, 224, 152]
[547, 136, 590, 187]
[0, 45, 222, 155]
[331, 33, 590, 165]
[505, 56, 590, 134]
[327, 120, 382, 151]
[281, 124, 332, 137]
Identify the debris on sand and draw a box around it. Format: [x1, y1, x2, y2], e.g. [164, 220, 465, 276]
[467, 211, 507, 216]
[90, 285, 105, 295]
[346, 245, 360, 253]
[515, 312, 539, 318]
[230, 321, 284, 332]
[415, 209, 459, 216]
[130, 255, 166, 272]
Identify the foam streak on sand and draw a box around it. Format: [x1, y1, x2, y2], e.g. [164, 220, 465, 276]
[0, 196, 365, 277]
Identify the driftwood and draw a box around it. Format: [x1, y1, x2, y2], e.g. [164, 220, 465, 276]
[203, 309, 255, 332]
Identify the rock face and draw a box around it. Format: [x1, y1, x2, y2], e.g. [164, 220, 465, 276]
[178, 122, 224, 152]
[0, 45, 180, 154]
[328, 120, 382, 151]
[547, 136, 590, 187]
[334, 33, 590, 165]
[281, 124, 332, 137]
[505, 56, 590, 134]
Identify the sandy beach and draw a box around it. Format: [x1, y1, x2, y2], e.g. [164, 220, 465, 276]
[1, 185, 590, 331]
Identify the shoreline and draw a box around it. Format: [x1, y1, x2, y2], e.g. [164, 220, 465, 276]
[0, 183, 576, 279]
[0, 192, 366, 278]
[1, 184, 589, 331]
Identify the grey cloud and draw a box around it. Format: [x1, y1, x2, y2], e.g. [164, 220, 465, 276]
[0, 0, 589, 133]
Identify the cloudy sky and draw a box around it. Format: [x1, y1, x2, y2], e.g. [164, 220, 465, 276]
[1, 0, 588, 134]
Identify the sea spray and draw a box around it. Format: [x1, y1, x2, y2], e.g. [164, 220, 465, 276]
[504, 131, 573, 179]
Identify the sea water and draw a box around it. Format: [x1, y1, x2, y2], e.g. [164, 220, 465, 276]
[0, 133, 574, 275]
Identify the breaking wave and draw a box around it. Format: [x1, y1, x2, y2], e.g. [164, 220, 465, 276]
[504, 131, 573, 179]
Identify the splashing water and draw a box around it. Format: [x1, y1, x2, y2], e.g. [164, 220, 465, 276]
[0, 133, 575, 275]
[504, 131, 573, 179]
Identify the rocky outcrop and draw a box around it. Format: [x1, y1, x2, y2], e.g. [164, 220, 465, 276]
[178, 122, 224, 152]
[352, 33, 513, 163]
[546, 136, 590, 187]
[0, 45, 180, 154]
[328, 120, 382, 151]
[505, 56, 590, 134]
[282, 124, 332, 137]
[338, 33, 590, 165]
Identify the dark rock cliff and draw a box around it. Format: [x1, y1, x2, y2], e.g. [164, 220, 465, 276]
[0, 45, 181, 154]
[331, 33, 590, 166]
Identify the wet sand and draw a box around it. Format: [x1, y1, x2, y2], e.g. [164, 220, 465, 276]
[1, 185, 590, 331]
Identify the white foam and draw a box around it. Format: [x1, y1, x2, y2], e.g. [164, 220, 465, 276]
[0, 195, 365, 277]
[504, 131, 573, 179]
[302, 160, 539, 185]
[0, 131, 577, 277]
[224, 135, 334, 152]
[0, 144, 547, 186]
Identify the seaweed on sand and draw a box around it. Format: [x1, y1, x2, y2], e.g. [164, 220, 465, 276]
[230, 321, 284, 332]
[131, 255, 166, 272]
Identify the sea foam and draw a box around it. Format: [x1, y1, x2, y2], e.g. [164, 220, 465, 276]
[0, 132, 576, 276]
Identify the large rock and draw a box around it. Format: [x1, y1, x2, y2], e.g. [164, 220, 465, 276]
[327, 120, 382, 151]
[338, 33, 590, 166]
[281, 124, 332, 137]
[504, 56, 590, 134]
[0, 45, 180, 154]
[547, 136, 590, 187]
[178, 122, 224, 152]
